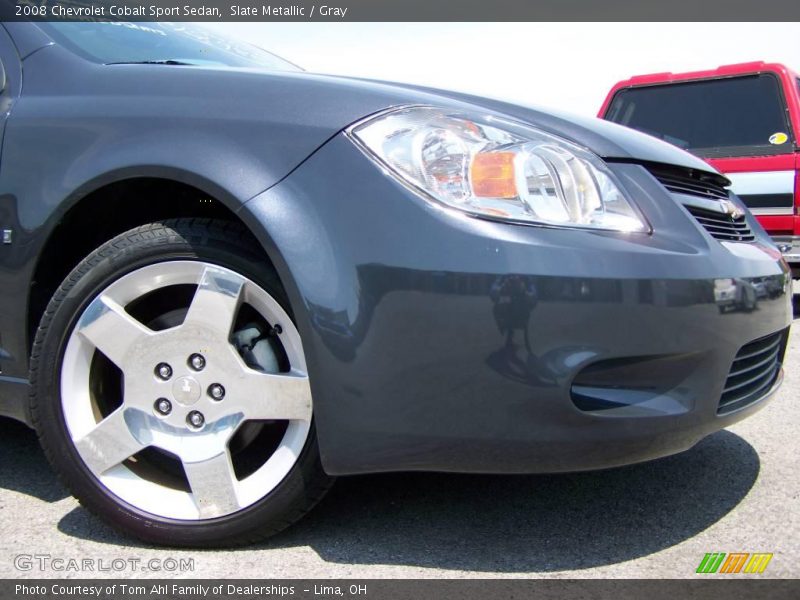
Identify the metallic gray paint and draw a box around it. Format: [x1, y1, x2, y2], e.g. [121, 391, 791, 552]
[244, 137, 791, 474]
[0, 23, 792, 474]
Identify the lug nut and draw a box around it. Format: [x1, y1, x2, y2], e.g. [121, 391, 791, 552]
[155, 363, 173, 381]
[155, 398, 172, 415]
[208, 383, 226, 401]
[188, 353, 206, 371]
[187, 411, 205, 428]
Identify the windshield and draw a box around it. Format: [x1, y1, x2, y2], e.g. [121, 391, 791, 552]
[37, 22, 301, 71]
[605, 74, 793, 158]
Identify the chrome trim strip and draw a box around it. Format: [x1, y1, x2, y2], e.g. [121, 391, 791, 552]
[728, 170, 795, 195]
[751, 207, 794, 216]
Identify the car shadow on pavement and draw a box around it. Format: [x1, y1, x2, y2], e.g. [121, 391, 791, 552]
[0, 418, 69, 503]
[49, 427, 761, 572]
[267, 430, 760, 572]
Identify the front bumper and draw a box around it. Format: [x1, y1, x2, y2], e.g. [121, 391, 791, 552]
[772, 235, 800, 277]
[242, 135, 793, 475]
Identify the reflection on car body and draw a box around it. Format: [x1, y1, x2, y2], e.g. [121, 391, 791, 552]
[0, 21, 792, 546]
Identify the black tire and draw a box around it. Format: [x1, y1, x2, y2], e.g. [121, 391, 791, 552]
[30, 219, 334, 547]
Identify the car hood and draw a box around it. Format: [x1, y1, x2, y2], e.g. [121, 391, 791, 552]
[23, 45, 722, 194]
[12, 18, 718, 178]
[264, 70, 720, 176]
[83, 63, 719, 177]
[244, 68, 718, 175]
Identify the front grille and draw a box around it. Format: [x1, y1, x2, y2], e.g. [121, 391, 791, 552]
[719, 330, 786, 414]
[685, 205, 755, 242]
[647, 165, 730, 200]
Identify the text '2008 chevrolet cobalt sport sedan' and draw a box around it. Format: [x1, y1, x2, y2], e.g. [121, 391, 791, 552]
[0, 21, 792, 546]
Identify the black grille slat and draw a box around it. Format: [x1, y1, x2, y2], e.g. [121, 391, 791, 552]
[694, 222, 751, 232]
[647, 167, 730, 201]
[719, 368, 778, 414]
[708, 233, 756, 242]
[723, 359, 780, 394]
[642, 164, 756, 243]
[718, 331, 786, 414]
[692, 217, 751, 230]
[699, 225, 750, 236]
[660, 181, 728, 200]
[700, 227, 752, 236]
[685, 206, 755, 243]
[732, 335, 782, 361]
[721, 365, 778, 405]
[728, 346, 781, 379]
[655, 178, 729, 199]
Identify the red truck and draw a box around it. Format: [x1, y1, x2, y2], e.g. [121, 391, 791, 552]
[600, 61, 800, 283]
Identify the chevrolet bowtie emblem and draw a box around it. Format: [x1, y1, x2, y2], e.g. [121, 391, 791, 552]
[720, 199, 745, 220]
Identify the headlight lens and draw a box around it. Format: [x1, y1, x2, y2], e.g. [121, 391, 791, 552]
[350, 106, 648, 232]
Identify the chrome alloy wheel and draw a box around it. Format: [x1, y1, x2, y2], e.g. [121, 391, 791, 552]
[60, 260, 312, 520]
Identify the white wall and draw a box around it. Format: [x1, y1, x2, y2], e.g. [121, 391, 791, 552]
[209, 22, 800, 116]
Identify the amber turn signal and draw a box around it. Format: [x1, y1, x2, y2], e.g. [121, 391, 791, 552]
[470, 152, 517, 198]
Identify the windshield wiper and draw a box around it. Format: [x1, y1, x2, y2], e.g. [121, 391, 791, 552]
[105, 60, 196, 66]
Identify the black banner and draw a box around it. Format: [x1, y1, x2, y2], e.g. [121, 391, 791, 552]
[3, 0, 800, 22]
[3, 580, 800, 600]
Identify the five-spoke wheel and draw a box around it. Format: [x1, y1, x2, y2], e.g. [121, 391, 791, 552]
[31, 220, 333, 546]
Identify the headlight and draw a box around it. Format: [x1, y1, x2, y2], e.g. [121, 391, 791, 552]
[349, 106, 648, 233]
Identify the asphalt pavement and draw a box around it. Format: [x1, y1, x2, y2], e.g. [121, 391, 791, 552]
[1, 311, 798, 579]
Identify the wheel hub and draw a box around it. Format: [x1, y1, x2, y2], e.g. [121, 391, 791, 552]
[172, 375, 202, 406]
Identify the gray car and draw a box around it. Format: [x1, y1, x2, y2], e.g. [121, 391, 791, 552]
[0, 22, 792, 547]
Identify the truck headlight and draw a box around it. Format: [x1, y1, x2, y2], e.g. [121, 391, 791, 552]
[349, 106, 648, 233]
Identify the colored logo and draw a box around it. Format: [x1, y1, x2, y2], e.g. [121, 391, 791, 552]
[768, 132, 788, 145]
[696, 552, 773, 574]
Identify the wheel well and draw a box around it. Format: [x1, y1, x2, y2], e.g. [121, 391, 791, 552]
[28, 178, 250, 347]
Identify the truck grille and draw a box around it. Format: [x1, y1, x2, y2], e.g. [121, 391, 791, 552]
[685, 205, 755, 242]
[718, 330, 786, 415]
[647, 165, 730, 200]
